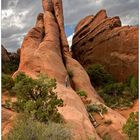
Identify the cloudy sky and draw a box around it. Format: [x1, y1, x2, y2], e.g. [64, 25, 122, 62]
[2, 0, 139, 52]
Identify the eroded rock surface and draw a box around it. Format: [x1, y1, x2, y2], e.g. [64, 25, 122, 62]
[72, 10, 138, 82]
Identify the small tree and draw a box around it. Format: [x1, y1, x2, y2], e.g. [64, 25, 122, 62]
[12, 73, 63, 123]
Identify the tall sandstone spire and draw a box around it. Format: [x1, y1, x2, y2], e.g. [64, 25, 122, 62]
[13, 1, 128, 139]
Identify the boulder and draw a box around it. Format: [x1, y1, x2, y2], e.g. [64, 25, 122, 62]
[72, 10, 138, 82]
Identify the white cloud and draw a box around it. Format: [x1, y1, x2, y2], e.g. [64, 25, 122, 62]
[2, 9, 29, 29]
[67, 34, 74, 49]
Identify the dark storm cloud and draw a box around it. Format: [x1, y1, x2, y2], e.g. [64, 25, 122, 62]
[2, 0, 139, 52]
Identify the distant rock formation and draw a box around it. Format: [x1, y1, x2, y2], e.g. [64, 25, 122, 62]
[2, 45, 20, 74]
[72, 10, 138, 82]
[12, 1, 128, 140]
[2, 45, 10, 63]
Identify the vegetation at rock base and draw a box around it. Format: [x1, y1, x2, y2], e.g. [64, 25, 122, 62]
[86, 64, 114, 87]
[6, 115, 72, 140]
[2, 73, 15, 92]
[12, 72, 64, 123]
[125, 75, 138, 100]
[2, 57, 19, 75]
[76, 90, 87, 97]
[86, 103, 108, 115]
[99, 75, 138, 109]
[67, 70, 73, 78]
[123, 112, 138, 140]
[86, 64, 138, 109]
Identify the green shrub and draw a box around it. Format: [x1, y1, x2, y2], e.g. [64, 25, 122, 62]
[99, 75, 138, 109]
[2, 54, 19, 74]
[87, 103, 107, 115]
[14, 72, 28, 83]
[2, 74, 14, 91]
[99, 89, 133, 109]
[102, 82, 125, 96]
[76, 90, 87, 97]
[4, 99, 12, 109]
[86, 64, 114, 87]
[12, 73, 63, 123]
[125, 75, 138, 100]
[67, 70, 73, 78]
[7, 115, 72, 140]
[2, 61, 19, 75]
[123, 112, 138, 140]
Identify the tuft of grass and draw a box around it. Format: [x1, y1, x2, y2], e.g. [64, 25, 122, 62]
[76, 90, 87, 97]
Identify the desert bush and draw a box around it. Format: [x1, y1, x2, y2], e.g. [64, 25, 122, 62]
[99, 75, 138, 109]
[99, 89, 133, 109]
[102, 82, 125, 96]
[123, 112, 138, 140]
[125, 75, 138, 99]
[86, 64, 114, 87]
[67, 70, 73, 78]
[7, 115, 72, 140]
[76, 90, 87, 97]
[2, 73, 14, 91]
[2, 58, 19, 74]
[12, 73, 64, 123]
[86, 103, 108, 115]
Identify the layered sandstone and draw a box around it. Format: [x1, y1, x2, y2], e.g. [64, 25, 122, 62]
[11, 1, 128, 140]
[72, 10, 138, 82]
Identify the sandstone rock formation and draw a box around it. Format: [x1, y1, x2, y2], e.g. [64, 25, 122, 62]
[72, 10, 138, 82]
[2, 45, 20, 63]
[12, 1, 128, 140]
